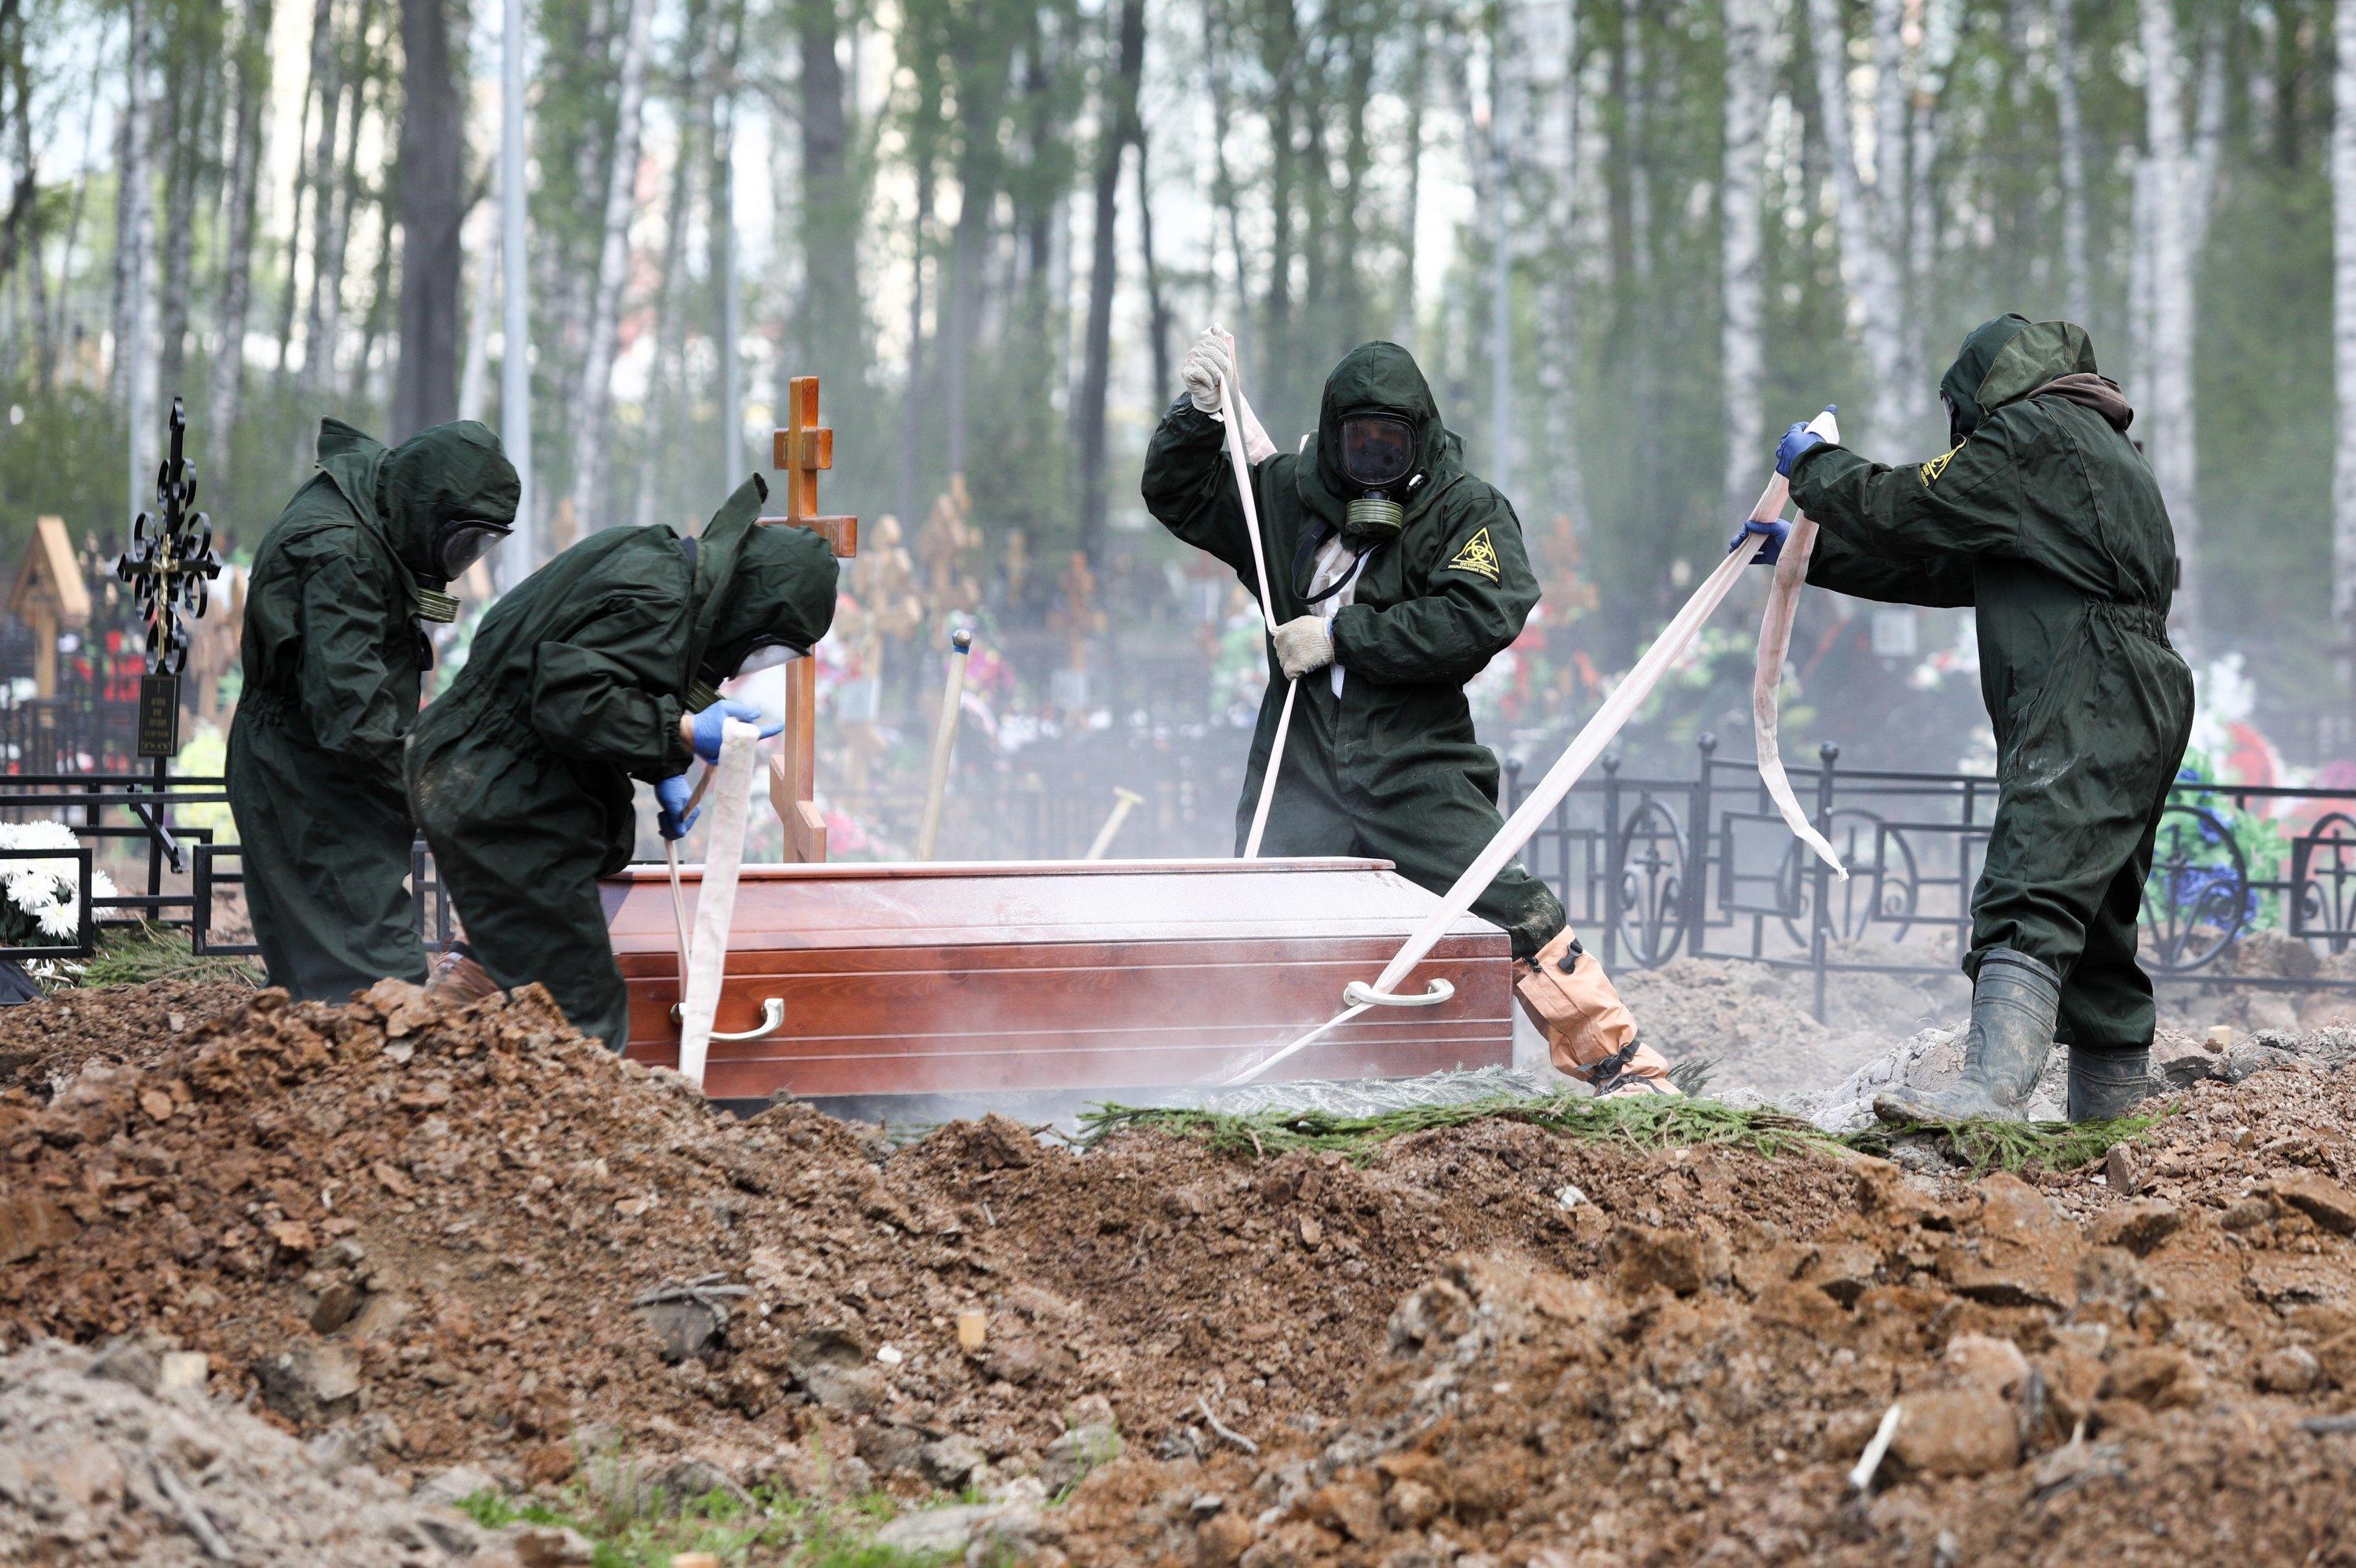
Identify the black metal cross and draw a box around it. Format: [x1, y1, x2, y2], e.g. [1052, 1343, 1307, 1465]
[112, 397, 223, 879]
[115, 397, 221, 678]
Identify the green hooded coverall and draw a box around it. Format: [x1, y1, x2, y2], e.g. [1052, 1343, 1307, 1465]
[1789, 316, 2196, 1058]
[1140, 342, 1566, 959]
[404, 476, 839, 1051]
[228, 418, 519, 1000]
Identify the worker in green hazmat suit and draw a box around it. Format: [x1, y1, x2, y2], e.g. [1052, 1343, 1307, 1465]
[404, 475, 837, 1051]
[1143, 331, 1678, 1098]
[228, 417, 518, 1001]
[1740, 315, 2194, 1123]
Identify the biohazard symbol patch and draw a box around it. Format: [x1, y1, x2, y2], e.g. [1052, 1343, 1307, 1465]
[1919, 444, 1962, 486]
[1445, 528, 1501, 582]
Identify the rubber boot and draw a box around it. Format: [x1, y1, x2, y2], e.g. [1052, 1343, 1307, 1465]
[424, 941, 504, 1007]
[1514, 928, 1681, 1098]
[1874, 948, 2061, 1124]
[2067, 1050, 2155, 1123]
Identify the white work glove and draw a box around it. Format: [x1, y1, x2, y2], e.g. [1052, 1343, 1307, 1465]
[1182, 327, 1238, 415]
[1272, 615, 1335, 679]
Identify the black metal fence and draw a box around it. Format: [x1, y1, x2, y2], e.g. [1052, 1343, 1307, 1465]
[1507, 737, 2356, 1015]
[8, 740, 2354, 1018]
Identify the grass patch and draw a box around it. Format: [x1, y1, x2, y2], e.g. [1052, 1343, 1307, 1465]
[1852, 1109, 2169, 1175]
[76, 923, 262, 991]
[456, 1482, 953, 1567]
[1079, 1093, 2170, 1176]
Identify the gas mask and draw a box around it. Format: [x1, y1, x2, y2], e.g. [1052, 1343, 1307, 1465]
[433, 517, 514, 581]
[1337, 412, 1417, 541]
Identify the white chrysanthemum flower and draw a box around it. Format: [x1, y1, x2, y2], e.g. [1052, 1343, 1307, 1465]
[0, 820, 107, 946]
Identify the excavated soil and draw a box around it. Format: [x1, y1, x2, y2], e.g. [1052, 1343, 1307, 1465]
[1058, 1058, 2356, 1566]
[0, 977, 253, 1094]
[8, 978, 2356, 1564]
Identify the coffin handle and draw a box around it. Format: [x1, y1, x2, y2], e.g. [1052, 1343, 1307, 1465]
[668, 996, 786, 1041]
[1341, 978, 1454, 1009]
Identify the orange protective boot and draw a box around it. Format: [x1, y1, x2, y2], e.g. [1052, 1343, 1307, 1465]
[424, 943, 504, 1007]
[1513, 928, 1681, 1098]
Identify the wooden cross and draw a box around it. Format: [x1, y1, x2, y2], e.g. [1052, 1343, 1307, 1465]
[762, 376, 858, 863]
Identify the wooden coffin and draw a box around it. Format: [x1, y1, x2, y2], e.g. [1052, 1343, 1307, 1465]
[604, 857, 1513, 1110]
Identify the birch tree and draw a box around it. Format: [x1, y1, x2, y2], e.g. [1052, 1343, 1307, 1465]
[2335, 0, 2356, 679]
[1804, 0, 1908, 453]
[2140, 0, 2200, 639]
[2051, 0, 2090, 326]
[207, 0, 273, 444]
[569, 0, 653, 531]
[1721, 0, 1769, 514]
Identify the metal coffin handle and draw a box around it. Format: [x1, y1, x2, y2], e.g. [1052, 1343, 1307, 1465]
[668, 996, 785, 1041]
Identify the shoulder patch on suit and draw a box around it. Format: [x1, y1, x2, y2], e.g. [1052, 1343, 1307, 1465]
[1919, 445, 1962, 485]
[1445, 528, 1501, 582]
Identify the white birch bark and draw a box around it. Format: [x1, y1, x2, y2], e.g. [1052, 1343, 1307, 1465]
[1528, 0, 1589, 532]
[2140, 0, 2200, 638]
[2053, 0, 2091, 324]
[119, 0, 159, 524]
[1485, 2, 1516, 495]
[207, 0, 271, 447]
[1721, 0, 1769, 515]
[457, 197, 498, 422]
[1805, 0, 1905, 454]
[569, 0, 653, 532]
[2333, 0, 2356, 673]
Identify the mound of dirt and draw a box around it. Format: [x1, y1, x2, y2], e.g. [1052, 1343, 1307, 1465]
[0, 981, 1860, 1500]
[0, 1338, 510, 1566]
[1056, 1054, 2356, 1566]
[13, 972, 2356, 1564]
[0, 977, 253, 1094]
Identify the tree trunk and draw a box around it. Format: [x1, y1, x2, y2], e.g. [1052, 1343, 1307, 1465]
[2052, 0, 2090, 325]
[633, 2, 716, 529]
[119, 0, 160, 524]
[207, 0, 272, 444]
[393, 0, 465, 439]
[1132, 133, 1172, 402]
[1485, 2, 1515, 495]
[1393, 24, 1425, 343]
[2141, 0, 2201, 639]
[1805, 0, 1906, 453]
[1074, 0, 1145, 563]
[278, 0, 339, 381]
[456, 196, 496, 421]
[1720, 0, 1768, 517]
[937, 31, 1015, 484]
[790, 0, 865, 401]
[305, 2, 376, 402]
[155, 0, 219, 405]
[2333, 0, 2356, 678]
[569, 0, 654, 530]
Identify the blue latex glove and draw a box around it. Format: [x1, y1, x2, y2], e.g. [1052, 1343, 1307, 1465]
[1775, 419, 1827, 477]
[690, 699, 783, 763]
[1729, 516, 1789, 566]
[655, 774, 699, 841]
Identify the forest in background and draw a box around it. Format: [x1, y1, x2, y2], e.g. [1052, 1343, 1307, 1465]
[2, 0, 2354, 718]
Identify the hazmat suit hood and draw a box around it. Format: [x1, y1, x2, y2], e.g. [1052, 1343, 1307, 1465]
[1979, 318, 2135, 433]
[1937, 314, 2032, 444]
[1295, 341, 1465, 532]
[314, 418, 520, 588]
[687, 473, 841, 684]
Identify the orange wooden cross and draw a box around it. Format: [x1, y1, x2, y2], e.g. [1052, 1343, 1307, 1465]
[761, 376, 859, 863]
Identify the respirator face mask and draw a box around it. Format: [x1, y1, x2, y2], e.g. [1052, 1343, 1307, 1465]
[433, 517, 514, 580]
[1337, 413, 1417, 541]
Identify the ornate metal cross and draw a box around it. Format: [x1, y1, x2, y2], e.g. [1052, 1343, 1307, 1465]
[115, 397, 222, 682]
